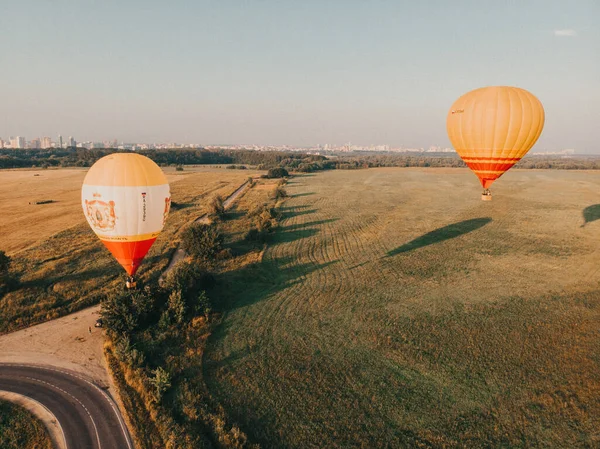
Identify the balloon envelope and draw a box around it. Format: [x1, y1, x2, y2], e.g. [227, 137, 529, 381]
[447, 86, 545, 189]
[82, 153, 171, 275]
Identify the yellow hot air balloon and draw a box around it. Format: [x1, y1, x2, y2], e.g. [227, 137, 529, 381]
[447, 86, 545, 200]
[82, 153, 171, 288]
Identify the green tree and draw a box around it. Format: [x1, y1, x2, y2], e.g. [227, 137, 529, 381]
[167, 289, 186, 325]
[150, 367, 172, 403]
[181, 223, 224, 261]
[267, 167, 289, 178]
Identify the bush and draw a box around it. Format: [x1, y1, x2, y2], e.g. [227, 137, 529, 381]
[272, 186, 288, 200]
[181, 223, 224, 261]
[175, 165, 184, 171]
[247, 177, 255, 188]
[267, 167, 289, 178]
[0, 251, 10, 277]
[149, 367, 171, 403]
[210, 195, 225, 218]
[162, 260, 215, 299]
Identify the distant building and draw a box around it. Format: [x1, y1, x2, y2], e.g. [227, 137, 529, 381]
[29, 138, 41, 149]
[67, 136, 76, 147]
[11, 136, 26, 148]
[57, 135, 63, 148]
[41, 137, 52, 149]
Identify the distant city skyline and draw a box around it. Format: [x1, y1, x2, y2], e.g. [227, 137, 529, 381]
[1, 1, 598, 152]
[0, 133, 580, 156]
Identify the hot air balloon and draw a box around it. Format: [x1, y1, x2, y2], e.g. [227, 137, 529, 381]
[447, 86, 545, 200]
[82, 153, 171, 288]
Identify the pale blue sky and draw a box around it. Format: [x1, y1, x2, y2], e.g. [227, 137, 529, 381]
[1, 0, 598, 151]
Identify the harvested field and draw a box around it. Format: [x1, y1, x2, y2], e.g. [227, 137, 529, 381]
[0, 166, 261, 334]
[205, 168, 600, 448]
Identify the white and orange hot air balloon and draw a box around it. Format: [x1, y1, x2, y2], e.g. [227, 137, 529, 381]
[82, 153, 171, 287]
[447, 86, 545, 200]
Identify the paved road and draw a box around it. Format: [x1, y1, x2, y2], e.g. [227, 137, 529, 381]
[0, 363, 132, 449]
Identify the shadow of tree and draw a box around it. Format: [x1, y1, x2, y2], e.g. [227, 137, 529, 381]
[387, 217, 492, 256]
[278, 205, 311, 212]
[290, 192, 316, 198]
[210, 256, 338, 312]
[271, 228, 320, 245]
[279, 218, 339, 232]
[281, 209, 317, 219]
[582, 204, 600, 227]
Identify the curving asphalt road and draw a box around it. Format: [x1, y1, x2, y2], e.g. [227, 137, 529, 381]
[0, 363, 133, 449]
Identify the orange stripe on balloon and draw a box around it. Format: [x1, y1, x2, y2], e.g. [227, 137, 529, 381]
[101, 237, 157, 275]
[461, 156, 522, 162]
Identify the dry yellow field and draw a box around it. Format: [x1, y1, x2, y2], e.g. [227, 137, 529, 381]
[0, 167, 258, 255]
[0, 166, 260, 334]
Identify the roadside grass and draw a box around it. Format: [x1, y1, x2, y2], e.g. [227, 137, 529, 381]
[203, 168, 600, 448]
[0, 399, 54, 449]
[0, 169, 257, 335]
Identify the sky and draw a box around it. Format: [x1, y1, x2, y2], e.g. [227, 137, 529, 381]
[0, 0, 598, 152]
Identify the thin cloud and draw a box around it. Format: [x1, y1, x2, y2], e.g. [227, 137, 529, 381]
[554, 29, 577, 37]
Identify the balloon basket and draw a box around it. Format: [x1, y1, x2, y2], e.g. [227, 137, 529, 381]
[126, 278, 137, 290]
[481, 193, 492, 201]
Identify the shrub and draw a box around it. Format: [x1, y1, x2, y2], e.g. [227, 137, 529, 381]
[247, 177, 255, 188]
[210, 195, 225, 218]
[195, 290, 212, 318]
[0, 251, 10, 277]
[167, 289, 186, 325]
[149, 367, 172, 403]
[175, 165, 184, 171]
[267, 167, 289, 178]
[162, 260, 215, 299]
[181, 223, 224, 261]
[272, 186, 288, 200]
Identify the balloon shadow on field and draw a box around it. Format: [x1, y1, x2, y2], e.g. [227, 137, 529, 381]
[386, 217, 492, 257]
[581, 204, 600, 227]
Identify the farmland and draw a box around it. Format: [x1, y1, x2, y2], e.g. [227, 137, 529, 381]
[0, 166, 260, 334]
[204, 168, 600, 448]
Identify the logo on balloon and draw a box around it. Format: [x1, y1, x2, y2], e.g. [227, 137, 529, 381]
[451, 109, 464, 114]
[85, 199, 116, 231]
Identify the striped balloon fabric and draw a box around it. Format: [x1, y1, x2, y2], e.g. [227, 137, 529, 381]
[447, 86, 545, 194]
[82, 153, 171, 276]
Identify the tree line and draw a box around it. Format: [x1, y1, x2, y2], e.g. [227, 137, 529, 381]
[1, 147, 599, 171]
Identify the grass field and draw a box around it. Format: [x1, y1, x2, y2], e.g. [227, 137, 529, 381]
[0, 167, 259, 334]
[204, 168, 600, 448]
[0, 400, 54, 449]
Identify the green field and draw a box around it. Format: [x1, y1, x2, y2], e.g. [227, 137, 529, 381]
[204, 168, 600, 448]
